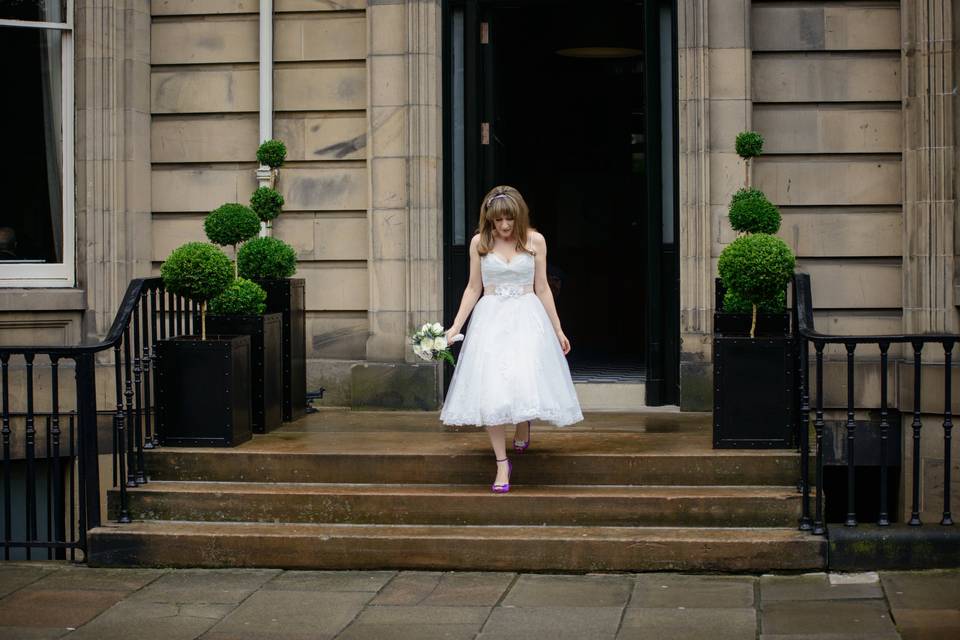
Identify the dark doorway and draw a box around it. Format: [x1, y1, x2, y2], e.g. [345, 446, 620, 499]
[443, 0, 679, 404]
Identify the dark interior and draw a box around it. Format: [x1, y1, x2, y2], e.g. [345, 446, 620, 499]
[489, 3, 647, 380]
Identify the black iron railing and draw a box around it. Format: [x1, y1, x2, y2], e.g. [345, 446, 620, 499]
[793, 272, 956, 534]
[0, 278, 197, 560]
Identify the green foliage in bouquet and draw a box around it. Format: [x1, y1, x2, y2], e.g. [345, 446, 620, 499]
[718, 234, 795, 313]
[237, 236, 298, 280]
[204, 203, 261, 249]
[250, 186, 284, 222]
[256, 139, 287, 168]
[160, 242, 233, 339]
[208, 278, 267, 316]
[735, 131, 764, 159]
[728, 188, 781, 234]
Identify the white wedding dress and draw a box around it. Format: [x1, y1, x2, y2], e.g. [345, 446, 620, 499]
[439, 250, 584, 427]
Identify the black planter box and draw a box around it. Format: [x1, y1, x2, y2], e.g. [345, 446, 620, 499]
[255, 278, 307, 421]
[156, 335, 253, 447]
[206, 313, 283, 433]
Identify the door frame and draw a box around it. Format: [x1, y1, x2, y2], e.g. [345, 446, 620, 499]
[441, 0, 679, 404]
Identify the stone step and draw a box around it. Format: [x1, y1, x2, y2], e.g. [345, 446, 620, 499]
[144, 449, 801, 486]
[110, 481, 804, 528]
[86, 520, 826, 572]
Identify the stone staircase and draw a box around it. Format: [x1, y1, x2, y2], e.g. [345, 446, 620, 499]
[87, 409, 825, 572]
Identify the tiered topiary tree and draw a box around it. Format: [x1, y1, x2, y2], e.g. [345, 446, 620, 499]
[204, 203, 261, 276]
[717, 132, 796, 337]
[256, 139, 287, 169]
[250, 186, 284, 225]
[160, 242, 234, 339]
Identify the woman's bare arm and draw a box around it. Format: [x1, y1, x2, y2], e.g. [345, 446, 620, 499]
[530, 232, 571, 354]
[445, 234, 483, 341]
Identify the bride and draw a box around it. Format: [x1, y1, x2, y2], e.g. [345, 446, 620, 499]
[440, 185, 584, 493]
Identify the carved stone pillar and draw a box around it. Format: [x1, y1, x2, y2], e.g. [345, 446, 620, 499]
[75, 0, 152, 341]
[902, 0, 958, 333]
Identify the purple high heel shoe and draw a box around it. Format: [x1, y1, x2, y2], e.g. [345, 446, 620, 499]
[513, 420, 532, 453]
[492, 457, 512, 494]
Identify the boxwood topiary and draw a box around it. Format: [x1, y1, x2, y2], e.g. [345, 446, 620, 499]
[735, 131, 764, 159]
[208, 278, 267, 316]
[723, 287, 787, 315]
[718, 234, 795, 315]
[160, 242, 233, 339]
[728, 188, 781, 234]
[237, 236, 297, 280]
[256, 139, 287, 168]
[204, 203, 261, 249]
[250, 186, 284, 222]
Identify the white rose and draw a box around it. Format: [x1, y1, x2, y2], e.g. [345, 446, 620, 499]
[434, 336, 447, 350]
[431, 322, 443, 335]
[421, 323, 431, 334]
[420, 337, 435, 351]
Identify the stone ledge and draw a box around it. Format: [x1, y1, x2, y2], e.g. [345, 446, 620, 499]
[351, 361, 441, 411]
[0, 288, 87, 312]
[829, 524, 960, 571]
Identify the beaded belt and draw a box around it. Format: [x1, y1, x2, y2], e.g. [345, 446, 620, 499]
[484, 283, 534, 297]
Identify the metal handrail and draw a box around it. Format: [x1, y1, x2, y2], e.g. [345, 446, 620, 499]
[792, 272, 956, 534]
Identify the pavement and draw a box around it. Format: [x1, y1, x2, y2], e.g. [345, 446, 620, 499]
[0, 564, 957, 639]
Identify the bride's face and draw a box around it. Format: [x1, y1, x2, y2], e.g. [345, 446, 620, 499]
[493, 216, 514, 239]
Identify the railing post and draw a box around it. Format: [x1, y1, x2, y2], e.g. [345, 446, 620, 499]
[878, 341, 891, 526]
[113, 341, 130, 524]
[943, 340, 954, 526]
[813, 342, 826, 535]
[1, 354, 11, 560]
[910, 340, 924, 526]
[75, 353, 101, 545]
[799, 335, 812, 531]
[844, 343, 857, 527]
[50, 356, 66, 559]
[24, 353, 36, 559]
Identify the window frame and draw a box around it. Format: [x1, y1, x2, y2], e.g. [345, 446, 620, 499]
[0, 4, 75, 288]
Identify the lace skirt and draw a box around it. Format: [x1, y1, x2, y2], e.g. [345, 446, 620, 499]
[439, 291, 584, 427]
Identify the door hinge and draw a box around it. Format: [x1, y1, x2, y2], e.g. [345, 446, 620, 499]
[480, 22, 489, 44]
[481, 122, 490, 145]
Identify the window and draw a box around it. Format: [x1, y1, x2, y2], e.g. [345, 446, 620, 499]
[0, 1, 74, 287]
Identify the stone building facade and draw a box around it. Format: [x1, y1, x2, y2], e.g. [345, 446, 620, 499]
[1, 0, 958, 434]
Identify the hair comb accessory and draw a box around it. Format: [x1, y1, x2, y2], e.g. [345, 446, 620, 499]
[486, 193, 512, 207]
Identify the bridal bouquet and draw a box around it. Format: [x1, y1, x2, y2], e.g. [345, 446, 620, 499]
[411, 322, 463, 365]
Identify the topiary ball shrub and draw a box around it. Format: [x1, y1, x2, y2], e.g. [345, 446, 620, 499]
[728, 188, 781, 234]
[204, 203, 262, 248]
[237, 236, 297, 280]
[250, 186, 284, 222]
[723, 287, 787, 315]
[161, 242, 233, 303]
[717, 234, 795, 310]
[208, 278, 267, 316]
[735, 131, 764, 159]
[256, 139, 287, 168]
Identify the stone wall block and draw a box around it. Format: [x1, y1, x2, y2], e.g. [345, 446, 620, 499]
[307, 315, 369, 360]
[708, 48, 749, 99]
[708, 0, 747, 49]
[300, 114, 368, 161]
[801, 260, 903, 309]
[369, 260, 407, 312]
[151, 18, 259, 65]
[152, 115, 258, 163]
[371, 208, 409, 260]
[151, 0, 366, 16]
[371, 157, 408, 209]
[152, 68, 259, 113]
[708, 99, 749, 153]
[370, 2, 406, 55]
[708, 152, 745, 207]
[753, 54, 900, 102]
[280, 166, 368, 211]
[779, 210, 903, 257]
[754, 158, 902, 206]
[275, 65, 367, 111]
[152, 166, 257, 212]
[754, 105, 902, 154]
[297, 263, 369, 311]
[752, 5, 900, 51]
[370, 55, 408, 106]
[371, 106, 407, 157]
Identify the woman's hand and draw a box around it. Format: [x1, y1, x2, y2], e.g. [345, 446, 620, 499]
[556, 330, 571, 355]
[445, 328, 460, 344]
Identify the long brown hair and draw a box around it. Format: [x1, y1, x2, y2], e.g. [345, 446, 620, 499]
[475, 185, 536, 256]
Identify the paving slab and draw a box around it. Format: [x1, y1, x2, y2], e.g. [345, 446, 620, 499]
[501, 573, 633, 608]
[760, 572, 884, 602]
[422, 572, 516, 606]
[262, 570, 396, 592]
[0, 628, 71, 640]
[0, 588, 128, 628]
[892, 608, 960, 640]
[126, 568, 280, 604]
[631, 574, 755, 608]
[370, 571, 445, 605]
[25, 567, 165, 592]
[881, 569, 960, 609]
[200, 589, 373, 640]
[618, 608, 756, 640]
[337, 623, 481, 640]
[761, 600, 898, 636]
[479, 606, 624, 640]
[0, 564, 61, 599]
[354, 605, 490, 625]
[64, 600, 233, 640]
[759, 634, 900, 639]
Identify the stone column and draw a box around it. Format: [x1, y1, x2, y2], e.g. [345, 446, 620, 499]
[354, 0, 444, 409]
[75, 0, 152, 341]
[902, 0, 958, 333]
[677, 0, 751, 410]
